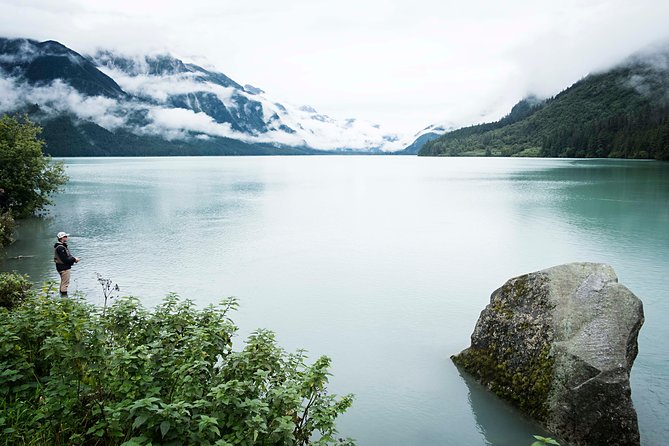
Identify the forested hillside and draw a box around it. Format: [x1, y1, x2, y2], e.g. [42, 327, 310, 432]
[37, 113, 320, 156]
[419, 54, 669, 160]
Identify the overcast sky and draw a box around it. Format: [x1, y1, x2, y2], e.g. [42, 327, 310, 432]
[2, 0, 669, 137]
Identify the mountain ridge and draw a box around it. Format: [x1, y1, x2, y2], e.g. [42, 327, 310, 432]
[0, 38, 127, 99]
[0, 37, 405, 155]
[3, 37, 669, 158]
[419, 53, 669, 160]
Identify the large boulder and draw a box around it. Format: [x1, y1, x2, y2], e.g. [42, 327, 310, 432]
[452, 263, 644, 446]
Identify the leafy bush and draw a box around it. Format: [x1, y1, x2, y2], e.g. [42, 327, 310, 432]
[0, 272, 31, 310]
[0, 291, 354, 445]
[0, 211, 16, 247]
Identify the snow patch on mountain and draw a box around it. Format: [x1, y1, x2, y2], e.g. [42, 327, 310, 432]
[1, 39, 420, 152]
[92, 50, 407, 151]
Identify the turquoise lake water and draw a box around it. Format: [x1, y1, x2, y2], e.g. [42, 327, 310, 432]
[2, 156, 668, 445]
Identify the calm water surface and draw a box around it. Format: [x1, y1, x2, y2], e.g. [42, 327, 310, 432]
[2, 156, 668, 445]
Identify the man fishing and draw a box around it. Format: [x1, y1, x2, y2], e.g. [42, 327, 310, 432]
[54, 231, 80, 297]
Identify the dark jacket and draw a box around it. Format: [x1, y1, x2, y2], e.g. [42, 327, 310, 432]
[54, 242, 76, 272]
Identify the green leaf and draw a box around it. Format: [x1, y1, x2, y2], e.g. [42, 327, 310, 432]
[531, 435, 560, 446]
[160, 421, 171, 438]
[121, 436, 150, 446]
[132, 414, 149, 430]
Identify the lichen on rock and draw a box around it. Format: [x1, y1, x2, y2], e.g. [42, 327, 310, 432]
[452, 263, 644, 446]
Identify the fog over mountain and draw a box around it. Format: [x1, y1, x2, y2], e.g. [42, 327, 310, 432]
[0, 38, 407, 155]
[2, 0, 669, 144]
[419, 47, 669, 160]
[3, 35, 669, 156]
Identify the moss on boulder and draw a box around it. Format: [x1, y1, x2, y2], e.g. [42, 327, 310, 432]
[452, 263, 643, 446]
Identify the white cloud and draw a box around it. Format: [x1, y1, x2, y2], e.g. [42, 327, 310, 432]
[98, 67, 237, 104]
[1, 72, 353, 149]
[145, 107, 231, 138]
[0, 77, 128, 129]
[0, 0, 669, 146]
[3, 0, 669, 144]
[255, 91, 405, 150]
[0, 78, 22, 112]
[140, 106, 300, 147]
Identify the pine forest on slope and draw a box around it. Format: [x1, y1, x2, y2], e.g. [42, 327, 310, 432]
[419, 53, 669, 160]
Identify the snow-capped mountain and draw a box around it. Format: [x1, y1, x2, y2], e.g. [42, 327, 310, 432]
[398, 123, 455, 154]
[0, 37, 406, 155]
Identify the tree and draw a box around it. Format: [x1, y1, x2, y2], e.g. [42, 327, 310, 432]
[0, 114, 68, 218]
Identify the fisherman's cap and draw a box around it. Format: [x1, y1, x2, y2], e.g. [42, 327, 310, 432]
[57, 231, 70, 239]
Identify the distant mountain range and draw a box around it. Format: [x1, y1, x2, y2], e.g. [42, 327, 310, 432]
[418, 50, 669, 160]
[0, 38, 405, 156]
[3, 37, 669, 159]
[395, 123, 455, 154]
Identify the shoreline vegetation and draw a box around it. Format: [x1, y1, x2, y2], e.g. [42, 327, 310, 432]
[0, 114, 68, 247]
[0, 115, 357, 445]
[0, 272, 354, 445]
[0, 113, 627, 446]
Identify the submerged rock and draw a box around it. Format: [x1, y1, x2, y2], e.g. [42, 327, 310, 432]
[452, 263, 643, 446]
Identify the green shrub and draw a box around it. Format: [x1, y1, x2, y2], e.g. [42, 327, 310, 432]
[0, 292, 354, 445]
[0, 211, 15, 247]
[0, 272, 31, 310]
